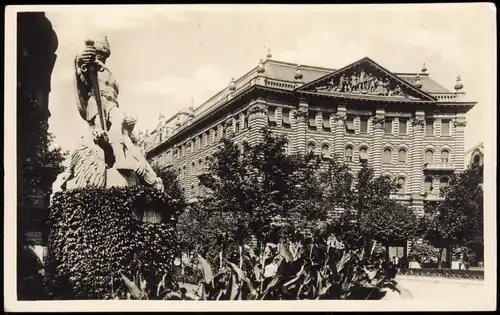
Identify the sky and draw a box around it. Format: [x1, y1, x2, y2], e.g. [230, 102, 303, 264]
[43, 4, 496, 153]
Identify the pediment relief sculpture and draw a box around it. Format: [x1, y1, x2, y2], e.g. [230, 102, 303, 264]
[312, 65, 422, 100]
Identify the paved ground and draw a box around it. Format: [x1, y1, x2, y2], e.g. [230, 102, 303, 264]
[181, 277, 487, 301]
[394, 276, 486, 300]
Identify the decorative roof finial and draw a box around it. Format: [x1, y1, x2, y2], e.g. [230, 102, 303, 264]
[454, 75, 464, 91]
[175, 116, 181, 127]
[266, 48, 272, 59]
[421, 63, 427, 73]
[294, 64, 303, 81]
[257, 58, 265, 74]
[414, 73, 422, 89]
[229, 77, 236, 92]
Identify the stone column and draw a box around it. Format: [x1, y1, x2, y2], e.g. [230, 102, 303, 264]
[247, 97, 267, 146]
[453, 113, 467, 172]
[293, 98, 308, 155]
[371, 108, 385, 177]
[333, 104, 347, 161]
[410, 110, 425, 216]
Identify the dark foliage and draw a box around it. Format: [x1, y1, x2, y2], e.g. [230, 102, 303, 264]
[44, 186, 183, 299]
[398, 268, 484, 280]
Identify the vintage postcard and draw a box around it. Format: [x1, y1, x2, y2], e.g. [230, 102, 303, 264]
[4, 3, 497, 312]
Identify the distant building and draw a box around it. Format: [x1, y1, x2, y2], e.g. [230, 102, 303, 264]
[143, 52, 476, 214]
[464, 142, 484, 169]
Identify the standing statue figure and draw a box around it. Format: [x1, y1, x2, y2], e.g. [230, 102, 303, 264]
[359, 69, 366, 91]
[60, 36, 164, 191]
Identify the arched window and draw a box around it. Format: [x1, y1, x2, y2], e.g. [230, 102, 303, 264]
[383, 148, 392, 164]
[439, 177, 450, 191]
[359, 147, 369, 162]
[425, 150, 434, 163]
[182, 165, 186, 180]
[473, 154, 481, 165]
[398, 149, 407, 163]
[191, 161, 195, 175]
[307, 143, 315, 155]
[205, 156, 210, 171]
[424, 176, 433, 194]
[190, 184, 195, 196]
[441, 150, 450, 163]
[321, 144, 330, 158]
[345, 146, 353, 162]
[283, 141, 290, 154]
[397, 177, 406, 194]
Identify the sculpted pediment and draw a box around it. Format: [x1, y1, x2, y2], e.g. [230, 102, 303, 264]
[298, 57, 435, 102]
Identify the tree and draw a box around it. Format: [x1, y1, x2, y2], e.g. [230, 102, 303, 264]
[197, 128, 326, 253]
[423, 166, 484, 267]
[17, 86, 68, 299]
[355, 162, 397, 220]
[152, 165, 187, 211]
[353, 163, 401, 255]
[360, 200, 420, 260]
[319, 156, 356, 212]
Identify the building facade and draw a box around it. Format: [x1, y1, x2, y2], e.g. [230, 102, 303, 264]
[144, 54, 475, 214]
[464, 142, 484, 169]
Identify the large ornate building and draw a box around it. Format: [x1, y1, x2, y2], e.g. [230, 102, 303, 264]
[143, 52, 475, 214]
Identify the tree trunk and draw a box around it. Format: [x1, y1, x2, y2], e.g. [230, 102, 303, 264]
[385, 244, 390, 261]
[438, 247, 444, 269]
[446, 246, 453, 268]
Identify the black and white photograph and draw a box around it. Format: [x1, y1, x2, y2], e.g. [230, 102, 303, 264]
[4, 3, 496, 312]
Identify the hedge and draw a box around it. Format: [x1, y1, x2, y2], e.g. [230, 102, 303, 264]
[398, 268, 484, 280]
[44, 186, 184, 299]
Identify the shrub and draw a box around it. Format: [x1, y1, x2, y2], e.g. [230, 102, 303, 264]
[44, 186, 183, 299]
[190, 236, 401, 300]
[118, 232, 406, 300]
[409, 243, 440, 265]
[398, 268, 484, 280]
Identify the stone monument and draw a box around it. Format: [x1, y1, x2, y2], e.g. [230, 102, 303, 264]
[53, 36, 163, 193]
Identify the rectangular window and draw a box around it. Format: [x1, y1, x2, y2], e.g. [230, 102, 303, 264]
[235, 120, 240, 133]
[282, 109, 291, 129]
[360, 117, 368, 134]
[322, 113, 331, 131]
[426, 120, 434, 136]
[384, 119, 393, 135]
[345, 117, 355, 134]
[308, 112, 317, 131]
[399, 119, 407, 135]
[441, 120, 450, 136]
[268, 107, 277, 127]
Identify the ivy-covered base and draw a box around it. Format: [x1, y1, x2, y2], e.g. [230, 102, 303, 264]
[44, 186, 183, 299]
